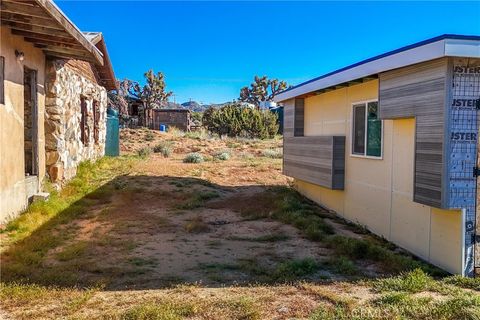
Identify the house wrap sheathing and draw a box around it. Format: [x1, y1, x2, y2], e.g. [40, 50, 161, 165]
[275, 35, 480, 276]
[0, 0, 116, 223]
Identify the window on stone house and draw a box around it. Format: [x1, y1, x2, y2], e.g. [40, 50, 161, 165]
[93, 100, 100, 144]
[0, 56, 4, 104]
[80, 97, 89, 145]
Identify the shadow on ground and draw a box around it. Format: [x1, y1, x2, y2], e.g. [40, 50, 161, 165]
[1, 174, 346, 290]
[1, 172, 438, 291]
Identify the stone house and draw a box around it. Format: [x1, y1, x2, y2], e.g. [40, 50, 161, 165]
[0, 0, 116, 223]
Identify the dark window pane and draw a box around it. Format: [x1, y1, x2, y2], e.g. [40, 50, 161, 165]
[353, 104, 366, 154]
[81, 98, 88, 145]
[0, 56, 4, 104]
[367, 101, 382, 157]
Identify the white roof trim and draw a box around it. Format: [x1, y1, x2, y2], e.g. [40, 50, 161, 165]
[445, 38, 480, 57]
[275, 36, 480, 102]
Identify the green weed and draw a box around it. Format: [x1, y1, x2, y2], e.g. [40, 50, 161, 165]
[324, 256, 359, 276]
[56, 241, 89, 262]
[443, 275, 480, 291]
[272, 258, 319, 282]
[325, 236, 438, 275]
[373, 268, 435, 293]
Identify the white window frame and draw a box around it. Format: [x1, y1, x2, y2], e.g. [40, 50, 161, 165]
[350, 99, 383, 160]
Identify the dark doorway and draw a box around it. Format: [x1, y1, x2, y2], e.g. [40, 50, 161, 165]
[80, 97, 88, 145]
[23, 67, 38, 176]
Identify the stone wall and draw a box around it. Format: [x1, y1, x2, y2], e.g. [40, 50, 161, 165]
[44, 59, 107, 184]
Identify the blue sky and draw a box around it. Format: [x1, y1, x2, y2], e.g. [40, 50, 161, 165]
[57, 1, 480, 104]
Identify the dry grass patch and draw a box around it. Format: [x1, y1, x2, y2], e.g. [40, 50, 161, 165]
[176, 190, 220, 210]
[2, 130, 478, 319]
[227, 233, 289, 242]
[184, 216, 210, 233]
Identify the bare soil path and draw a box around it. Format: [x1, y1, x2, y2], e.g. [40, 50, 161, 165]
[1, 129, 478, 319]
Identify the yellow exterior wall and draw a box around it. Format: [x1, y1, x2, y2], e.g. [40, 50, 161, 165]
[294, 80, 463, 274]
[0, 26, 46, 222]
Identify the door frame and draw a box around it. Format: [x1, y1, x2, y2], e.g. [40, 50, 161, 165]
[24, 66, 39, 176]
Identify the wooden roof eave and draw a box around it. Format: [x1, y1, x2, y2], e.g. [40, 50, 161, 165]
[88, 34, 117, 91]
[1, 0, 104, 66]
[33, 0, 104, 65]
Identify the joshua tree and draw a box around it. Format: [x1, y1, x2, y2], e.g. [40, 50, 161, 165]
[239, 76, 288, 107]
[134, 70, 173, 109]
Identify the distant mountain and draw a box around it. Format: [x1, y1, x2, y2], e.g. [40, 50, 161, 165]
[157, 100, 257, 112]
[165, 101, 183, 109]
[180, 101, 231, 112]
[181, 101, 202, 110]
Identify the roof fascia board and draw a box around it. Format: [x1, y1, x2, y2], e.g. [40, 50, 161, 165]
[445, 39, 480, 58]
[97, 35, 118, 90]
[275, 39, 446, 102]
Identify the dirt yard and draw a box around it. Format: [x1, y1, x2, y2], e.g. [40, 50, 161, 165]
[1, 128, 479, 319]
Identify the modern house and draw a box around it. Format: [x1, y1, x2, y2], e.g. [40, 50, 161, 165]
[275, 35, 480, 276]
[0, 0, 116, 223]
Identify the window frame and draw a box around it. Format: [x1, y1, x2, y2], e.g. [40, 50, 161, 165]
[350, 99, 383, 160]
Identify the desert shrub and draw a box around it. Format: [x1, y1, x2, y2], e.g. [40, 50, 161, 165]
[153, 141, 173, 157]
[137, 147, 151, 158]
[202, 103, 278, 139]
[214, 151, 230, 161]
[191, 111, 203, 124]
[184, 152, 204, 163]
[144, 131, 155, 141]
[261, 148, 282, 159]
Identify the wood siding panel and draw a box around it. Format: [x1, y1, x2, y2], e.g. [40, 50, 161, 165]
[283, 136, 345, 190]
[283, 99, 295, 137]
[65, 59, 100, 85]
[379, 58, 448, 208]
[294, 98, 304, 136]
